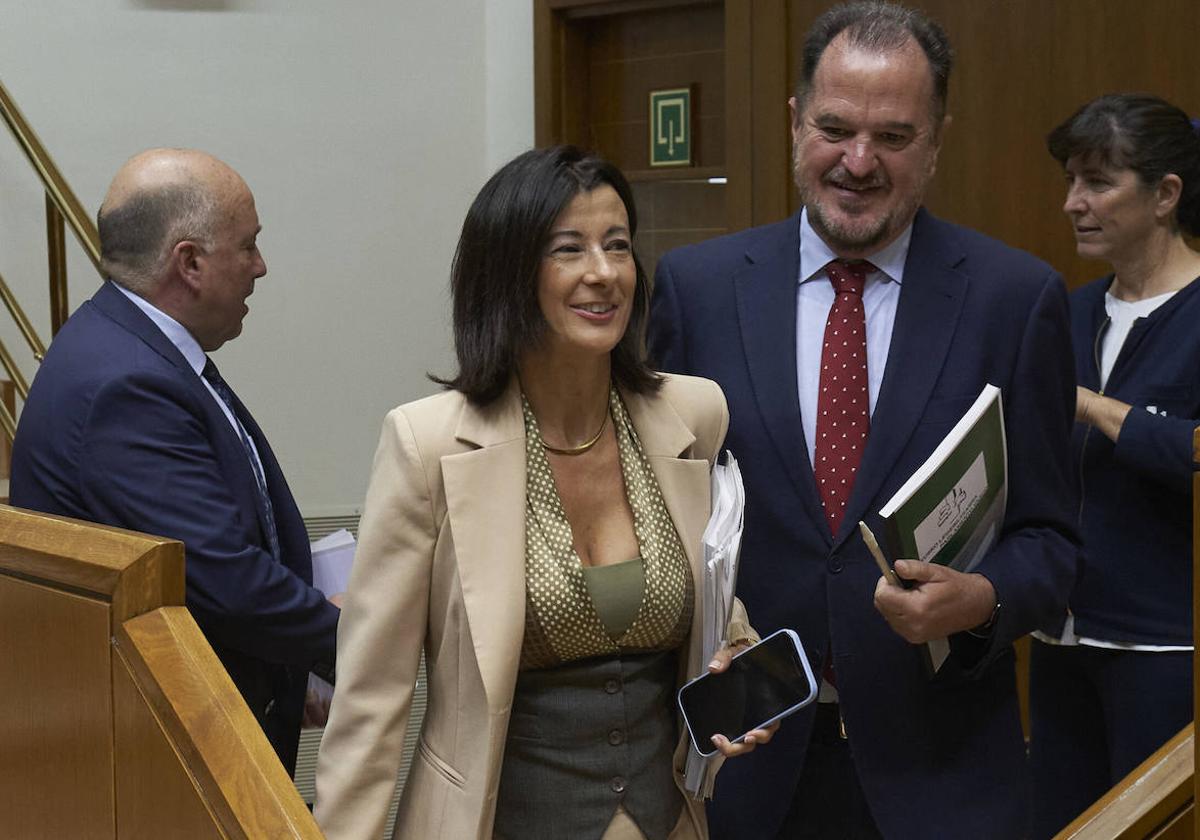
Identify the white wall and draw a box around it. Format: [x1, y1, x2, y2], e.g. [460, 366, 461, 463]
[0, 0, 534, 515]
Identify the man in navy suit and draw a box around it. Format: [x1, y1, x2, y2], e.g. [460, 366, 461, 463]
[649, 3, 1079, 837]
[11, 148, 339, 775]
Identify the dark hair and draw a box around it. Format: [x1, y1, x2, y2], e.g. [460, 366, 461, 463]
[797, 1, 953, 125]
[1047, 93, 1200, 236]
[98, 183, 217, 293]
[432, 146, 660, 404]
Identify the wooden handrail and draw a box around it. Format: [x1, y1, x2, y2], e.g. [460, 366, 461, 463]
[115, 607, 323, 837]
[0, 503, 182, 619]
[0, 506, 321, 837]
[1055, 724, 1194, 839]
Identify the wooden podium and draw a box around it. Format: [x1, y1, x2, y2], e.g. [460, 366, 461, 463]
[0, 505, 321, 838]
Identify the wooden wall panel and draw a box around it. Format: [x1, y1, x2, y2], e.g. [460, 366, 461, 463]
[783, 0, 1200, 288]
[587, 4, 723, 57]
[725, 1, 754, 230]
[0, 576, 113, 839]
[632, 177, 727, 273]
[586, 4, 725, 171]
[747, 0, 792, 227]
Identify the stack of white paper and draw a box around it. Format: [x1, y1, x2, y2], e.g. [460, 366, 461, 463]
[308, 528, 356, 706]
[311, 528, 356, 599]
[684, 452, 745, 798]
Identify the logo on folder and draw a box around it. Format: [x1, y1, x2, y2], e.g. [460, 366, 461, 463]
[649, 87, 692, 167]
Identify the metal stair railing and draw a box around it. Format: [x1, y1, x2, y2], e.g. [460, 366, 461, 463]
[0, 77, 103, 440]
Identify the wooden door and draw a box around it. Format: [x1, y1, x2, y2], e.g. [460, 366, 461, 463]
[535, 0, 742, 278]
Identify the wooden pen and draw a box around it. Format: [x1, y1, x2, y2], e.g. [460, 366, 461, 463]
[858, 520, 908, 588]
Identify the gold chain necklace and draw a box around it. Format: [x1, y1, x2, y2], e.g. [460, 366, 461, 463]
[540, 410, 608, 456]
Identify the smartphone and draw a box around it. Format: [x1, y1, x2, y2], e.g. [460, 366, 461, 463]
[677, 628, 817, 757]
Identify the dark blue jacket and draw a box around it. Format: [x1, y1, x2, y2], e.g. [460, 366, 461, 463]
[649, 208, 1080, 840]
[1067, 274, 1200, 645]
[11, 281, 339, 773]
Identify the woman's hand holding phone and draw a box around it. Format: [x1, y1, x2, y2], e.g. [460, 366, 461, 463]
[705, 641, 780, 757]
[678, 628, 817, 758]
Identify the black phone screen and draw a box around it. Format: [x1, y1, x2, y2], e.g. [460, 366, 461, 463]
[677, 629, 816, 755]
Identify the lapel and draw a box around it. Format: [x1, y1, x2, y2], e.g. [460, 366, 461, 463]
[439, 379, 714, 710]
[837, 209, 968, 545]
[622, 384, 711, 674]
[734, 216, 830, 540]
[440, 380, 528, 712]
[224, 386, 303, 566]
[93, 281, 195, 375]
[92, 281, 281, 557]
[622, 384, 709, 572]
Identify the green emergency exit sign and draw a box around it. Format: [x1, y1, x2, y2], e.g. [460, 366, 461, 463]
[649, 87, 692, 167]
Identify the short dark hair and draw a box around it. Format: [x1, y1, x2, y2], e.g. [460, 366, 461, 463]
[1047, 93, 1200, 237]
[432, 146, 660, 404]
[797, 1, 953, 125]
[98, 183, 217, 293]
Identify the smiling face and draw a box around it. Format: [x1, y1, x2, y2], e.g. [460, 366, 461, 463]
[791, 35, 944, 258]
[1062, 155, 1166, 266]
[535, 185, 636, 363]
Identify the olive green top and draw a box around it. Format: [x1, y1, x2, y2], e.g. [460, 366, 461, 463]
[581, 556, 646, 639]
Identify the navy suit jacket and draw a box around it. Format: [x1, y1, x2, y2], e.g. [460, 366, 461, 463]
[649, 209, 1080, 839]
[11, 281, 339, 773]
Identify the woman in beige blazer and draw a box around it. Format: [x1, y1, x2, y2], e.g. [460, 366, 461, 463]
[315, 147, 768, 840]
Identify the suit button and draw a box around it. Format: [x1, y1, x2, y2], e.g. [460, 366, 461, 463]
[604, 678, 621, 694]
[828, 555, 844, 573]
[611, 776, 627, 793]
[608, 728, 625, 746]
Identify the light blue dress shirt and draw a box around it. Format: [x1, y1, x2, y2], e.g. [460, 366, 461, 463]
[796, 208, 913, 467]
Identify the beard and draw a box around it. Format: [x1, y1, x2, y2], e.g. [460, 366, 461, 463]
[793, 142, 929, 254]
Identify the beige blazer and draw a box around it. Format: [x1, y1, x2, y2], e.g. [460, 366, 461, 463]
[314, 373, 754, 840]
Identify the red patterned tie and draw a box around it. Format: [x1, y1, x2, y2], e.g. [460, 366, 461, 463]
[813, 260, 872, 536]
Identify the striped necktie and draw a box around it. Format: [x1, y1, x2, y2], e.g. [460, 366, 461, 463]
[202, 359, 281, 560]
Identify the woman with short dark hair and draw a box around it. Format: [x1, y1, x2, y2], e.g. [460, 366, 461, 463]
[314, 146, 769, 840]
[1031, 94, 1200, 838]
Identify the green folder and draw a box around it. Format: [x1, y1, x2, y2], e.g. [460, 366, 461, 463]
[877, 385, 1007, 673]
[879, 384, 1007, 572]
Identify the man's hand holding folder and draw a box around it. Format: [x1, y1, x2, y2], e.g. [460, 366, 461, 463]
[861, 520, 998, 672]
[872, 559, 998, 644]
